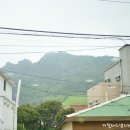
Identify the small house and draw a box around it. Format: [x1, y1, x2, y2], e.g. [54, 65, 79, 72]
[58, 95, 130, 130]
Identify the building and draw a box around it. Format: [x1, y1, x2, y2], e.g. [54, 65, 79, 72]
[87, 44, 130, 107]
[58, 95, 130, 130]
[0, 71, 16, 130]
[87, 83, 120, 107]
[105, 44, 130, 94]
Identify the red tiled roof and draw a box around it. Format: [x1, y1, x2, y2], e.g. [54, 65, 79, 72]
[70, 105, 88, 111]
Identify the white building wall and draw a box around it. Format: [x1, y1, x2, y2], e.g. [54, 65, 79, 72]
[120, 45, 130, 93]
[0, 75, 12, 99]
[104, 62, 121, 86]
[3, 97, 15, 130]
[0, 98, 4, 130]
[0, 74, 16, 130]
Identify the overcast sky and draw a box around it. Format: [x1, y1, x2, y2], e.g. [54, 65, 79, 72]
[0, 0, 130, 67]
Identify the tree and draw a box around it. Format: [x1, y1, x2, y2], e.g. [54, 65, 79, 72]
[18, 105, 40, 130]
[36, 100, 62, 129]
[17, 100, 75, 130]
[55, 108, 75, 124]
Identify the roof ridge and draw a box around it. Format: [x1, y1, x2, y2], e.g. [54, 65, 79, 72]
[66, 94, 130, 117]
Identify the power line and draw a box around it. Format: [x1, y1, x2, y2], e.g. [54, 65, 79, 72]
[0, 44, 122, 48]
[0, 69, 87, 84]
[22, 84, 121, 98]
[0, 26, 129, 37]
[22, 84, 86, 96]
[0, 26, 130, 40]
[0, 46, 121, 55]
[99, 0, 130, 3]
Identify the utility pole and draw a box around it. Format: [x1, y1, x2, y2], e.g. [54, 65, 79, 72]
[13, 80, 21, 130]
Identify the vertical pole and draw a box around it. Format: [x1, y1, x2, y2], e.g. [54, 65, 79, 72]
[16, 80, 21, 108]
[13, 80, 21, 130]
[119, 60, 123, 94]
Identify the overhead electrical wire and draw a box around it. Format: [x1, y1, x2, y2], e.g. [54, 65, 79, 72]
[22, 84, 123, 103]
[0, 69, 122, 98]
[22, 84, 119, 98]
[0, 46, 121, 55]
[0, 26, 130, 40]
[99, 0, 130, 3]
[0, 70, 125, 102]
[22, 84, 86, 96]
[20, 84, 122, 99]
[0, 44, 122, 48]
[0, 26, 129, 37]
[0, 69, 87, 84]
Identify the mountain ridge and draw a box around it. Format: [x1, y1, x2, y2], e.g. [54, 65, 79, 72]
[3, 52, 117, 104]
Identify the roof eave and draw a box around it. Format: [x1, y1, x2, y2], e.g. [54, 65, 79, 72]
[66, 116, 130, 122]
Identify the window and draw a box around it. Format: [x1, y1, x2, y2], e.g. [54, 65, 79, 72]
[115, 75, 120, 81]
[4, 80, 6, 91]
[88, 102, 93, 107]
[95, 100, 99, 105]
[105, 78, 111, 83]
[7, 104, 10, 107]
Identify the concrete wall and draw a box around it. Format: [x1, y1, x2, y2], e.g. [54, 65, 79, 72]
[87, 83, 120, 107]
[0, 75, 12, 99]
[119, 45, 130, 93]
[104, 62, 121, 86]
[0, 97, 15, 130]
[0, 74, 16, 130]
[0, 98, 4, 130]
[3, 97, 15, 130]
[61, 122, 72, 130]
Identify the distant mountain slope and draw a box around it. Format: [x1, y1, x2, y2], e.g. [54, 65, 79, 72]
[3, 52, 116, 104]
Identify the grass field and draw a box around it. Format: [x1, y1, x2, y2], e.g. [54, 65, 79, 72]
[62, 95, 87, 108]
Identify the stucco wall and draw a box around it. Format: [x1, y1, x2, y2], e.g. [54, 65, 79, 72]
[0, 97, 15, 130]
[87, 83, 120, 107]
[104, 62, 121, 86]
[120, 45, 130, 93]
[61, 122, 72, 130]
[0, 74, 16, 130]
[0, 98, 4, 129]
[0, 75, 12, 99]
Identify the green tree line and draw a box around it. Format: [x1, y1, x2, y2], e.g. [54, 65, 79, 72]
[17, 100, 74, 130]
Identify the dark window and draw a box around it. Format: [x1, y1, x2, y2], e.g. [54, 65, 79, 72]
[115, 75, 120, 81]
[105, 78, 111, 83]
[4, 80, 6, 91]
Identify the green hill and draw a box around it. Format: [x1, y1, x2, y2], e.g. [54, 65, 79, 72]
[63, 95, 87, 108]
[3, 52, 117, 105]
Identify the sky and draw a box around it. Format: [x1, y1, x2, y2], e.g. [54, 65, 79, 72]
[0, 0, 130, 67]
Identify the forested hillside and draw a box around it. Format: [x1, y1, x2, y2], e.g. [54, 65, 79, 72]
[3, 52, 116, 104]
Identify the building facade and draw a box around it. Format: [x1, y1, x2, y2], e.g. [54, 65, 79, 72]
[0, 72, 16, 130]
[104, 61, 121, 86]
[58, 95, 130, 130]
[87, 44, 130, 107]
[119, 44, 130, 93]
[105, 44, 130, 94]
[87, 83, 120, 107]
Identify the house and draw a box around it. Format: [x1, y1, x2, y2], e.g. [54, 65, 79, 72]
[87, 44, 130, 107]
[0, 71, 17, 130]
[105, 44, 130, 94]
[87, 82, 120, 107]
[58, 95, 130, 130]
